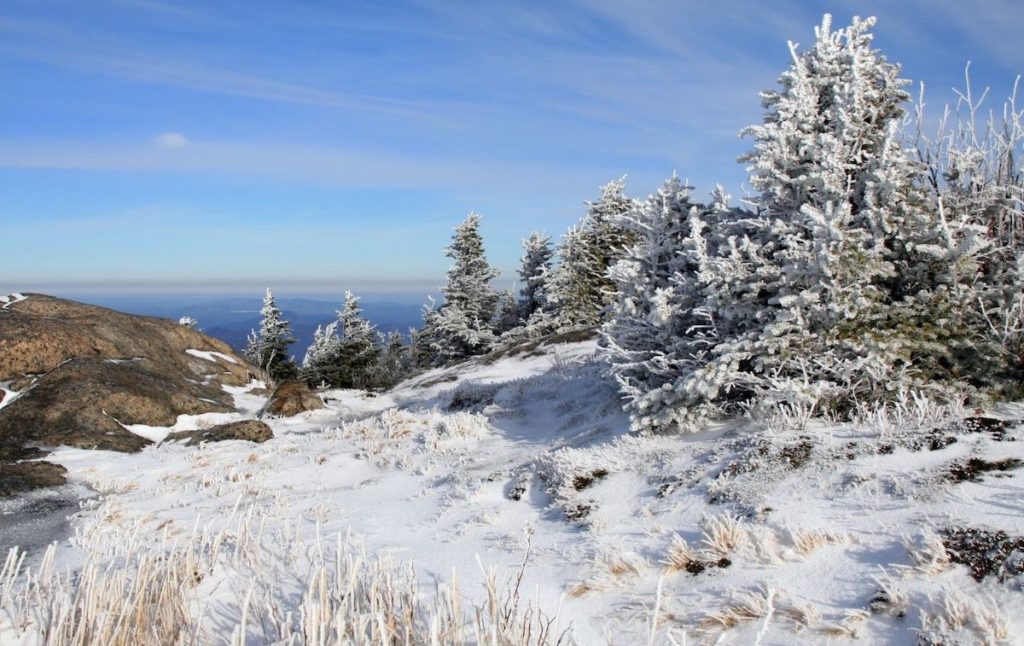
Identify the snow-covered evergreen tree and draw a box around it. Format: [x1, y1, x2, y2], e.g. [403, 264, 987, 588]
[370, 330, 411, 388]
[545, 225, 598, 329]
[604, 14, 995, 432]
[517, 232, 554, 322]
[580, 178, 636, 310]
[549, 179, 636, 328]
[729, 13, 986, 409]
[494, 290, 521, 337]
[602, 176, 722, 432]
[912, 71, 1024, 388]
[244, 288, 297, 382]
[421, 213, 500, 364]
[335, 290, 379, 389]
[301, 321, 341, 386]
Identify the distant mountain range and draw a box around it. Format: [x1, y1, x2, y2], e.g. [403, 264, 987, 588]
[70, 294, 427, 361]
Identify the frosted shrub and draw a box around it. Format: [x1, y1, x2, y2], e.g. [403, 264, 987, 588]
[906, 529, 952, 575]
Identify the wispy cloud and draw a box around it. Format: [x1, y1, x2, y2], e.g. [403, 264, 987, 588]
[155, 132, 188, 149]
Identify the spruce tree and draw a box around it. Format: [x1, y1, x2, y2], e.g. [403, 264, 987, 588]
[602, 176, 721, 432]
[301, 322, 342, 387]
[371, 330, 411, 388]
[913, 72, 1024, 388]
[422, 213, 500, 363]
[548, 179, 636, 328]
[731, 13, 974, 409]
[545, 225, 598, 328]
[494, 290, 521, 337]
[517, 232, 554, 322]
[335, 290, 379, 388]
[244, 288, 297, 382]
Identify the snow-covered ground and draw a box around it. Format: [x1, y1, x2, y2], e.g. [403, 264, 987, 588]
[3, 338, 1024, 644]
[0, 293, 26, 310]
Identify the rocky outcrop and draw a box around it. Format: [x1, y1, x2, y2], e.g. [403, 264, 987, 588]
[261, 381, 324, 418]
[164, 420, 273, 446]
[0, 294, 254, 493]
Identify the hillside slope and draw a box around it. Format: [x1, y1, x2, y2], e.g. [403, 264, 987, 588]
[2, 331, 1023, 644]
[0, 293, 251, 494]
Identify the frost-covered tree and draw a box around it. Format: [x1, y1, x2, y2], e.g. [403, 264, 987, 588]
[370, 330, 411, 388]
[545, 225, 598, 329]
[602, 176, 723, 432]
[580, 178, 637, 310]
[517, 232, 554, 322]
[604, 15, 995, 432]
[244, 288, 297, 382]
[494, 290, 521, 337]
[547, 180, 636, 328]
[301, 321, 341, 386]
[421, 213, 500, 364]
[335, 290, 379, 389]
[729, 13, 987, 409]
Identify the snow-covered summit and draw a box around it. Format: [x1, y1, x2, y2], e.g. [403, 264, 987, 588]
[2, 331, 1021, 644]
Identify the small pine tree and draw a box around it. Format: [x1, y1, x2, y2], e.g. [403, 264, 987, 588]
[335, 290, 379, 389]
[602, 176, 723, 432]
[370, 330, 411, 388]
[421, 213, 500, 363]
[494, 290, 521, 337]
[548, 179, 636, 328]
[734, 13, 981, 408]
[244, 288, 297, 382]
[301, 321, 341, 386]
[545, 225, 598, 328]
[517, 232, 555, 322]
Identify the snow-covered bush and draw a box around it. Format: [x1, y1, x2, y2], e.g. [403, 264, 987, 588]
[912, 70, 1024, 391]
[601, 176, 727, 432]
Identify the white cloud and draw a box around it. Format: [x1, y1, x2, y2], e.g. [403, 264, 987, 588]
[155, 132, 188, 149]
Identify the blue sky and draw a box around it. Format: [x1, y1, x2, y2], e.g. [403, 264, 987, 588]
[1, 0, 1022, 294]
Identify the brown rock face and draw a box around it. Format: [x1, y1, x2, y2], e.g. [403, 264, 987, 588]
[262, 381, 324, 417]
[0, 294, 255, 493]
[164, 420, 273, 446]
[0, 461, 68, 497]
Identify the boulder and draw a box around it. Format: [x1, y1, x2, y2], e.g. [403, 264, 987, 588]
[165, 420, 273, 446]
[261, 381, 324, 417]
[0, 294, 254, 494]
[0, 461, 68, 497]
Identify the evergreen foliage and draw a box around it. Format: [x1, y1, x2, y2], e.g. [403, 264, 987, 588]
[494, 290, 521, 337]
[420, 213, 501, 364]
[604, 14, 1000, 433]
[244, 289, 297, 383]
[549, 180, 636, 328]
[334, 290, 379, 389]
[301, 322, 342, 387]
[517, 232, 555, 323]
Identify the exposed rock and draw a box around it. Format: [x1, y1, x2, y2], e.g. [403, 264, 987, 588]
[165, 420, 273, 446]
[0, 294, 254, 495]
[0, 461, 68, 497]
[262, 381, 324, 417]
